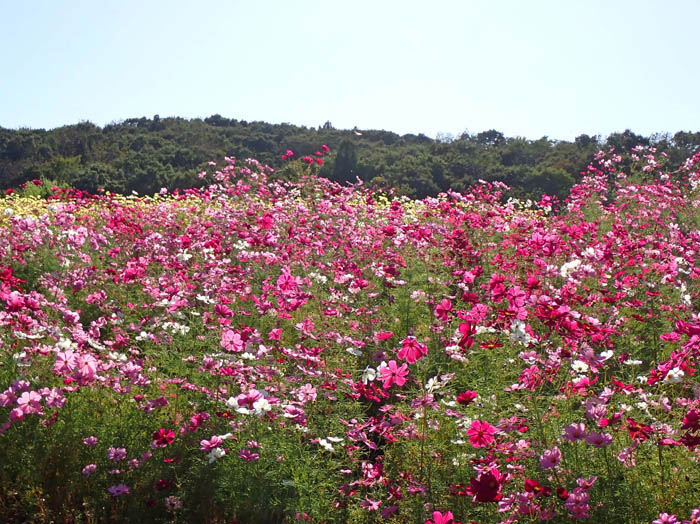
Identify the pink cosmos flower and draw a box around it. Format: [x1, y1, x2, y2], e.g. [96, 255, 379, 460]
[107, 447, 127, 461]
[653, 513, 679, 524]
[239, 449, 260, 462]
[682, 508, 700, 524]
[378, 360, 409, 389]
[164, 495, 183, 511]
[42, 388, 65, 408]
[539, 445, 562, 469]
[562, 422, 587, 442]
[585, 431, 613, 448]
[17, 391, 42, 415]
[200, 435, 224, 452]
[434, 299, 453, 322]
[108, 484, 130, 497]
[376, 331, 394, 341]
[221, 329, 244, 352]
[397, 336, 428, 364]
[83, 436, 98, 446]
[466, 420, 496, 448]
[359, 496, 381, 511]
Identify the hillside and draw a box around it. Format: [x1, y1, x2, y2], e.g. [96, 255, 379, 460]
[2, 116, 699, 199]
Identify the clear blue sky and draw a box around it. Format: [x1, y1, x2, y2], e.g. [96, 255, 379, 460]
[1, 0, 698, 141]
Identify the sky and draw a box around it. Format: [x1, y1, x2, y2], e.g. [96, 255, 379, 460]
[1, 0, 699, 142]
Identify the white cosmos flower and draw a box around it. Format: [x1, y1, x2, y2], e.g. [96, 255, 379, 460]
[253, 398, 272, 415]
[361, 366, 377, 384]
[599, 350, 614, 361]
[560, 259, 582, 278]
[346, 347, 363, 357]
[425, 377, 441, 392]
[572, 360, 589, 374]
[318, 439, 334, 452]
[208, 447, 226, 463]
[664, 367, 685, 384]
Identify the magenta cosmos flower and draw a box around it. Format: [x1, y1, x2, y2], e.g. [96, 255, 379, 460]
[378, 360, 409, 389]
[466, 420, 496, 448]
[152, 428, 175, 448]
[425, 510, 456, 524]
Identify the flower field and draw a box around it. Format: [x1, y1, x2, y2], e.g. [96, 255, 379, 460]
[1, 147, 700, 523]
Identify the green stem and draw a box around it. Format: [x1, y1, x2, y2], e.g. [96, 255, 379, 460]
[657, 444, 666, 507]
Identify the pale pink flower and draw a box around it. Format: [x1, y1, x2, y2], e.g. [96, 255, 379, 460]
[106, 447, 127, 461]
[562, 422, 587, 442]
[539, 446, 562, 469]
[585, 431, 613, 448]
[200, 435, 224, 452]
[653, 513, 678, 524]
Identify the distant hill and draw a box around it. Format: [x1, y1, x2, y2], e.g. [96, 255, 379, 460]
[2, 115, 699, 200]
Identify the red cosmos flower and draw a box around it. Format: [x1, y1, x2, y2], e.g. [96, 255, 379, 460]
[456, 390, 477, 405]
[152, 428, 175, 448]
[5, 188, 13, 195]
[154, 478, 174, 490]
[465, 468, 505, 502]
[321, 144, 330, 153]
[480, 339, 503, 350]
[556, 487, 569, 500]
[682, 410, 700, 431]
[302, 156, 313, 164]
[458, 322, 476, 349]
[524, 478, 552, 497]
[315, 157, 323, 165]
[397, 336, 428, 364]
[32, 179, 43, 186]
[626, 417, 653, 441]
[466, 420, 496, 448]
[281, 149, 294, 159]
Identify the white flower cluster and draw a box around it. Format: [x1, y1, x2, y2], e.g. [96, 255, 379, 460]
[663, 367, 685, 384]
[161, 321, 190, 336]
[318, 436, 344, 452]
[560, 259, 582, 279]
[508, 320, 537, 346]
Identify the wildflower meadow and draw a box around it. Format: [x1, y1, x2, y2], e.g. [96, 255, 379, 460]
[1, 146, 700, 523]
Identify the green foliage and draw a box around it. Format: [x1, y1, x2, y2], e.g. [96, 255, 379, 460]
[2, 118, 699, 201]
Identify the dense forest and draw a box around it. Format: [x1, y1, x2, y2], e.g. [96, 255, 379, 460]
[2, 115, 700, 200]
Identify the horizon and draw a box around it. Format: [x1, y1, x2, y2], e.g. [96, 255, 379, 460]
[2, 1, 699, 142]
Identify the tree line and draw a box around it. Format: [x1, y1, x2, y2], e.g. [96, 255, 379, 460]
[1, 115, 699, 200]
